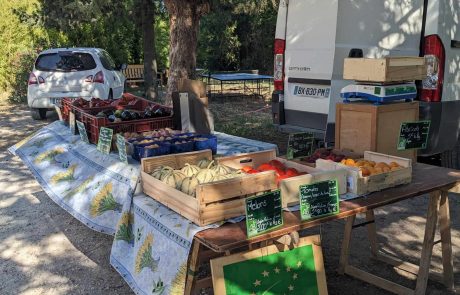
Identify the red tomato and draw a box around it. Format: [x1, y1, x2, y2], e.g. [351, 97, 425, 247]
[269, 159, 286, 170]
[241, 166, 253, 173]
[285, 168, 299, 177]
[257, 163, 274, 171]
[276, 174, 290, 186]
[247, 169, 259, 174]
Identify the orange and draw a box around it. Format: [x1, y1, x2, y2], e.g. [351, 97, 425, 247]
[345, 159, 356, 166]
[389, 161, 400, 168]
[361, 167, 371, 177]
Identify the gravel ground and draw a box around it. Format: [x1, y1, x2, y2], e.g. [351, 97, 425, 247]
[0, 104, 459, 295]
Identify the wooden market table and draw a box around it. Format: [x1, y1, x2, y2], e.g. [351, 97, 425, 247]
[185, 163, 460, 295]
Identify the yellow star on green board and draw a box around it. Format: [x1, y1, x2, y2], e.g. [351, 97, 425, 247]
[262, 270, 269, 277]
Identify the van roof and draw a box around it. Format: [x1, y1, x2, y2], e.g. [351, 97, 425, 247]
[38, 47, 104, 55]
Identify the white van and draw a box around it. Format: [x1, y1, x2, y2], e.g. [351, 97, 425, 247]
[272, 0, 460, 167]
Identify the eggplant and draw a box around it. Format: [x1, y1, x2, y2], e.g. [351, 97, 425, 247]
[121, 110, 132, 121]
[108, 115, 116, 122]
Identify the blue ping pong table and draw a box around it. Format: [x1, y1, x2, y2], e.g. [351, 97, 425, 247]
[202, 72, 273, 98]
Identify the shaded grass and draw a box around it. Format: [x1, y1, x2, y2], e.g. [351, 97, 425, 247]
[210, 95, 288, 154]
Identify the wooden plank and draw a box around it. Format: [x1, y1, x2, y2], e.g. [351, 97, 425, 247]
[344, 265, 414, 295]
[199, 199, 246, 225]
[414, 191, 441, 295]
[216, 149, 277, 170]
[438, 191, 454, 290]
[185, 241, 202, 295]
[374, 251, 445, 284]
[198, 171, 277, 203]
[365, 210, 378, 257]
[338, 215, 355, 274]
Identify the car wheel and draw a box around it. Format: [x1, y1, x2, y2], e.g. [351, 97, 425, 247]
[108, 89, 113, 100]
[31, 108, 47, 120]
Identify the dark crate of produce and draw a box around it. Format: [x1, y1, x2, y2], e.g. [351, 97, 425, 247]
[80, 103, 174, 144]
[61, 97, 115, 122]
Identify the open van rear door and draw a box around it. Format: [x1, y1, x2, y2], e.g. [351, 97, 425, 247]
[283, 0, 339, 132]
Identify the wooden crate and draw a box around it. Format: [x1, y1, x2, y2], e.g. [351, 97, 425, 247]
[316, 151, 412, 196]
[141, 150, 278, 226]
[217, 150, 348, 208]
[343, 56, 427, 82]
[335, 101, 419, 161]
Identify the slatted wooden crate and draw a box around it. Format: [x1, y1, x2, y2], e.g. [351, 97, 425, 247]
[343, 56, 427, 82]
[214, 150, 348, 208]
[316, 151, 412, 196]
[141, 150, 277, 226]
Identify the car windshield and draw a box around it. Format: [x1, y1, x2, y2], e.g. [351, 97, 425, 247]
[99, 50, 117, 71]
[35, 52, 97, 72]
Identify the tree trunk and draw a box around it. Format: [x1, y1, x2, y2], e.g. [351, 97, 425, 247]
[142, 0, 158, 101]
[164, 0, 210, 105]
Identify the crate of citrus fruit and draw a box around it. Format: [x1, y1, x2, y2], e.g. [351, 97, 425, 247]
[315, 151, 412, 196]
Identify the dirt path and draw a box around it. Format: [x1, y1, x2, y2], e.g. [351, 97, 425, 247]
[0, 105, 132, 295]
[0, 104, 459, 294]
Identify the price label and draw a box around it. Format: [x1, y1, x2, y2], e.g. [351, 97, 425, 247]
[76, 120, 89, 144]
[397, 121, 431, 150]
[300, 179, 339, 221]
[287, 132, 314, 159]
[245, 190, 283, 238]
[116, 134, 128, 163]
[97, 127, 113, 154]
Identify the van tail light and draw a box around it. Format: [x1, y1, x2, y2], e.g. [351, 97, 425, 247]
[28, 73, 38, 85]
[93, 71, 104, 83]
[274, 39, 285, 91]
[421, 35, 445, 102]
[84, 75, 93, 82]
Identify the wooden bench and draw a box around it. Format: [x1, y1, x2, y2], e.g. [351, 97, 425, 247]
[122, 64, 145, 84]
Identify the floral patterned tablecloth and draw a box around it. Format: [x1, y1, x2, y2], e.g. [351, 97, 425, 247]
[10, 121, 279, 294]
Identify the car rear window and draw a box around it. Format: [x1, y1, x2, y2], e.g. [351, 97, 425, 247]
[35, 52, 97, 72]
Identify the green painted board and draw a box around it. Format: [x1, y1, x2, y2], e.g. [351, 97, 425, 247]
[76, 120, 89, 144]
[299, 179, 339, 221]
[116, 134, 128, 163]
[222, 244, 319, 295]
[97, 127, 113, 154]
[397, 121, 431, 150]
[287, 132, 314, 160]
[245, 190, 283, 238]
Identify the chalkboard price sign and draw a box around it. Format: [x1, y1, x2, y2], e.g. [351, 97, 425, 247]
[97, 127, 113, 154]
[76, 120, 90, 144]
[116, 134, 128, 163]
[287, 132, 314, 159]
[245, 190, 283, 238]
[397, 121, 431, 150]
[299, 179, 339, 221]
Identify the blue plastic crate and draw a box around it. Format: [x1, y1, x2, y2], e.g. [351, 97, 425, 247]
[193, 134, 217, 154]
[169, 140, 194, 154]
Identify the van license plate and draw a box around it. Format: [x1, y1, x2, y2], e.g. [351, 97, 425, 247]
[293, 85, 330, 98]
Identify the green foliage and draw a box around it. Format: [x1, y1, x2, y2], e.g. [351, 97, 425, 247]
[198, 0, 279, 73]
[0, 0, 170, 103]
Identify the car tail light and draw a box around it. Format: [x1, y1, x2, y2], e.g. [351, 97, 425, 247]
[421, 35, 445, 102]
[93, 71, 104, 83]
[84, 75, 93, 82]
[274, 39, 285, 91]
[28, 73, 38, 85]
